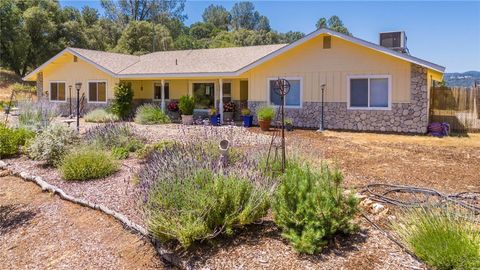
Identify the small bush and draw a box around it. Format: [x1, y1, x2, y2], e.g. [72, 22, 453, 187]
[392, 207, 480, 270]
[0, 124, 34, 158]
[17, 100, 60, 131]
[178, 95, 195, 115]
[272, 161, 359, 254]
[138, 142, 272, 248]
[59, 147, 118, 180]
[84, 109, 119, 123]
[257, 106, 275, 121]
[84, 123, 144, 151]
[136, 140, 176, 159]
[134, 104, 170, 125]
[111, 82, 133, 119]
[27, 124, 78, 165]
[112, 146, 129, 159]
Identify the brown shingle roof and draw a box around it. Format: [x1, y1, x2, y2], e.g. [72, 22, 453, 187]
[69, 48, 140, 74]
[119, 44, 287, 75]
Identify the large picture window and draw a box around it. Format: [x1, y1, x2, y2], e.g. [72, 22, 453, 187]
[268, 78, 302, 107]
[50, 82, 66, 101]
[154, 82, 170, 100]
[193, 82, 215, 109]
[348, 76, 390, 109]
[88, 81, 107, 103]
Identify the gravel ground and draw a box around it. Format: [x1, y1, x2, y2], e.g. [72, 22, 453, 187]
[0, 175, 162, 270]
[4, 122, 478, 269]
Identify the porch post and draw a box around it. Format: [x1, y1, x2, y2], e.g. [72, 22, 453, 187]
[161, 79, 165, 111]
[219, 78, 224, 124]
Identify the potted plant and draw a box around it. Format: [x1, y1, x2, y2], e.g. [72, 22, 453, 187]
[241, 108, 253, 127]
[223, 101, 235, 122]
[208, 108, 220, 126]
[285, 118, 294, 131]
[178, 95, 195, 125]
[257, 106, 275, 131]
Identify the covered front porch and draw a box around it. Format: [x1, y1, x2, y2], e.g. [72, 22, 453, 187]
[122, 78, 249, 122]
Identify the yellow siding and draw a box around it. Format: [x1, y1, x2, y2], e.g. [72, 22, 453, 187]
[242, 34, 412, 103]
[42, 52, 119, 100]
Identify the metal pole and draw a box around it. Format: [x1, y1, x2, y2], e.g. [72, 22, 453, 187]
[281, 92, 285, 173]
[318, 84, 325, 131]
[76, 88, 80, 132]
[69, 85, 72, 117]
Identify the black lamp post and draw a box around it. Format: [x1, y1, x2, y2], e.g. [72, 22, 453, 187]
[69, 85, 72, 117]
[318, 84, 326, 132]
[75, 82, 82, 131]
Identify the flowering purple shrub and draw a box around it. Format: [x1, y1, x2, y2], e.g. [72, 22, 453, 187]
[136, 139, 274, 248]
[84, 123, 144, 151]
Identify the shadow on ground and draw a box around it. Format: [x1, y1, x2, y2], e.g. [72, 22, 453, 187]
[0, 204, 36, 235]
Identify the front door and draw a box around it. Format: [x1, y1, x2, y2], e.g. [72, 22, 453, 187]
[193, 83, 215, 109]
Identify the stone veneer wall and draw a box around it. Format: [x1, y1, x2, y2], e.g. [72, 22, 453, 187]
[248, 64, 429, 133]
[36, 72, 43, 100]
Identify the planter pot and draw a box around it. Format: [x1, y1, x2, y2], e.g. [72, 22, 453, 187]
[242, 115, 253, 127]
[223, 111, 234, 122]
[286, 124, 294, 131]
[259, 119, 271, 131]
[181, 115, 194, 125]
[210, 114, 220, 126]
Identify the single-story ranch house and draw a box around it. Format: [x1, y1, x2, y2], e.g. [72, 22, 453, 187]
[24, 28, 445, 133]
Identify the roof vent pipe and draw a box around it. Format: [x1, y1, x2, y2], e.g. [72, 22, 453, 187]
[175, 59, 178, 65]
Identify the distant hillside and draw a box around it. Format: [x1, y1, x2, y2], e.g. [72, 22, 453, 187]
[444, 71, 480, 87]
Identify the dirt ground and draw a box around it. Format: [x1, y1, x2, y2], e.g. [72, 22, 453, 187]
[0, 175, 163, 270]
[277, 129, 480, 193]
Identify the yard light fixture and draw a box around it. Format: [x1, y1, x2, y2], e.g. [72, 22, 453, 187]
[75, 82, 82, 132]
[317, 84, 326, 132]
[69, 85, 72, 117]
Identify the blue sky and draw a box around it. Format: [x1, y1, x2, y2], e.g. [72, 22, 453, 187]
[60, 1, 480, 72]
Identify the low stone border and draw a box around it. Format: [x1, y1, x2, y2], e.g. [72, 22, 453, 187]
[0, 160, 191, 269]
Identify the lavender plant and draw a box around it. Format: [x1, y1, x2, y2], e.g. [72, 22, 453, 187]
[84, 122, 144, 151]
[17, 100, 60, 132]
[137, 140, 274, 248]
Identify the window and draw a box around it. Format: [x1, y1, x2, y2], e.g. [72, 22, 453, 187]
[348, 76, 390, 109]
[268, 78, 301, 107]
[193, 82, 215, 109]
[50, 82, 66, 101]
[154, 82, 169, 100]
[222, 82, 231, 103]
[88, 81, 107, 103]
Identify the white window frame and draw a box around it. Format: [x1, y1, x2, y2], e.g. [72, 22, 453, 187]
[49, 81, 67, 103]
[347, 74, 392, 110]
[153, 81, 170, 101]
[266, 77, 303, 109]
[87, 80, 108, 104]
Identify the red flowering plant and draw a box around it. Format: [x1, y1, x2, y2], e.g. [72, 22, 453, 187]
[167, 101, 179, 112]
[223, 101, 236, 112]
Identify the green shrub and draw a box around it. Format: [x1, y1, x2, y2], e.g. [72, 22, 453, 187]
[59, 147, 119, 180]
[392, 207, 480, 270]
[27, 124, 78, 165]
[178, 95, 195, 115]
[136, 140, 176, 159]
[257, 106, 275, 121]
[17, 100, 60, 131]
[0, 124, 34, 158]
[84, 109, 119, 123]
[146, 170, 270, 248]
[134, 104, 170, 124]
[111, 82, 133, 119]
[272, 161, 359, 254]
[112, 146, 129, 159]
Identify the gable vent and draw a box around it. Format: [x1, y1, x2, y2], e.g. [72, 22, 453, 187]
[323, 36, 331, 49]
[73, 55, 78, 62]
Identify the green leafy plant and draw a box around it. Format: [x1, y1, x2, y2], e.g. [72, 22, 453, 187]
[257, 106, 275, 121]
[0, 124, 34, 158]
[11, 83, 36, 93]
[178, 95, 195, 115]
[59, 147, 119, 181]
[17, 100, 60, 131]
[241, 108, 251, 116]
[392, 207, 480, 270]
[134, 104, 170, 124]
[112, 146, 129, 159]
[146, 170, 270, 248]
[111, 82, 134, 119]
[285, 118, 293, 125]
[135, 140, 176, 159]
[27, 124, 78, 165]
[84, 109, 119, 123]
[272, 161, 359, 254]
